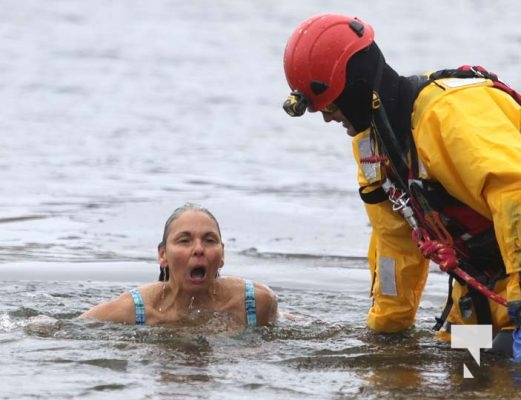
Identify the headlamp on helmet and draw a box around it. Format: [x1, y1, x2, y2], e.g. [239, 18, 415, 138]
[282, 91, 309, 117]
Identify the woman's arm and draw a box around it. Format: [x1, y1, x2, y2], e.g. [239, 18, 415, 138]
[79, 291, 137, 324]
[253, 282, 279, 326]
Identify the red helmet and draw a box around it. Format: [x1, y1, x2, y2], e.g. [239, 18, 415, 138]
[283, 14, 374, 115]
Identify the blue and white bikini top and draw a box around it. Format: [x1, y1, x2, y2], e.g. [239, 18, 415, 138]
[129, 280, 257, 326]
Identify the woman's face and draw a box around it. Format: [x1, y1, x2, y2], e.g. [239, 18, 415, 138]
[158, 210, 224, 292]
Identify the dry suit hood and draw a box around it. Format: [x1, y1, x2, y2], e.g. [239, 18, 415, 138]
[335, 42, 385, 132]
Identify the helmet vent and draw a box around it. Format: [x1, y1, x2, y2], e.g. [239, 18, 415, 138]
[310, 80, 329, 95]
[349, 20, 364, 37]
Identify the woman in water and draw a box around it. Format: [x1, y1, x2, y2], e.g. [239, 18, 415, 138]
[80, 203, 278, 327]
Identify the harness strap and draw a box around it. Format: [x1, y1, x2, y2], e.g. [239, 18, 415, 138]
[433, 275, 454, 331]
[371, 93, 409, 190]
[468, 286, 493, 325]
[358, 185, 388, 204]
[431, 65, 521, 105]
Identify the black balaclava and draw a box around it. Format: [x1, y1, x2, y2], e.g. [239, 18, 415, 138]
[334, 42, 382, 132]
[335, 42, 418, 141]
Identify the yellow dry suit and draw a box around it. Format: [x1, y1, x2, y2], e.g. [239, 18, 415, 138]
[353, 71, 521, 336]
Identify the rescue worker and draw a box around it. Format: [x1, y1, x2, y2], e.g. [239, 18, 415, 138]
[281, 13, 521, 359]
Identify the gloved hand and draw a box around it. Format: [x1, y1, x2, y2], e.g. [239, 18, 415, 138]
[508, 300, 521, 362]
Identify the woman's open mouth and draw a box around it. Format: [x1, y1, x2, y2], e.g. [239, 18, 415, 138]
[189, 266, 207, 283]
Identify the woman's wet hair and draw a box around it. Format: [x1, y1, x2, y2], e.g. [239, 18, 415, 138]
[159, 202, 222, 247]
[158, 203, 222, 282]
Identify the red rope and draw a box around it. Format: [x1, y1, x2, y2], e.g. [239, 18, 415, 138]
[451, 267, 507, 307]
[412, 228, 507, 307]
[360, 155, 388, 164]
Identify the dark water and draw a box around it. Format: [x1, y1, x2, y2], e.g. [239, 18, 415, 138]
[1, 0, 521, 399]
[2, 268, 520, 399]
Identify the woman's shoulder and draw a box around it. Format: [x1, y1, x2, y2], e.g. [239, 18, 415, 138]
[134, 282, 162, 298]
[216, 275, 247, 289]
[251, 281, 278, 325]
[218, 276, 275, 295]
[217, 277, 272, 294]
[222, 277, 278, 323]
[217, 276, 278, 325]
[80, 289, 137, 323]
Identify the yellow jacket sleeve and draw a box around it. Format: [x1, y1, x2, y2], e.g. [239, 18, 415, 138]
[352, 132, 430, 333]
[412, 79, 521, 300]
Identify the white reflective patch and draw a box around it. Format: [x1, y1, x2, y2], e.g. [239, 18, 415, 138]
[379, 256, 397, 296]
[358, 136, 377, 180]
[418, 157, 427, 177]
[443, 77, 486, 88]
